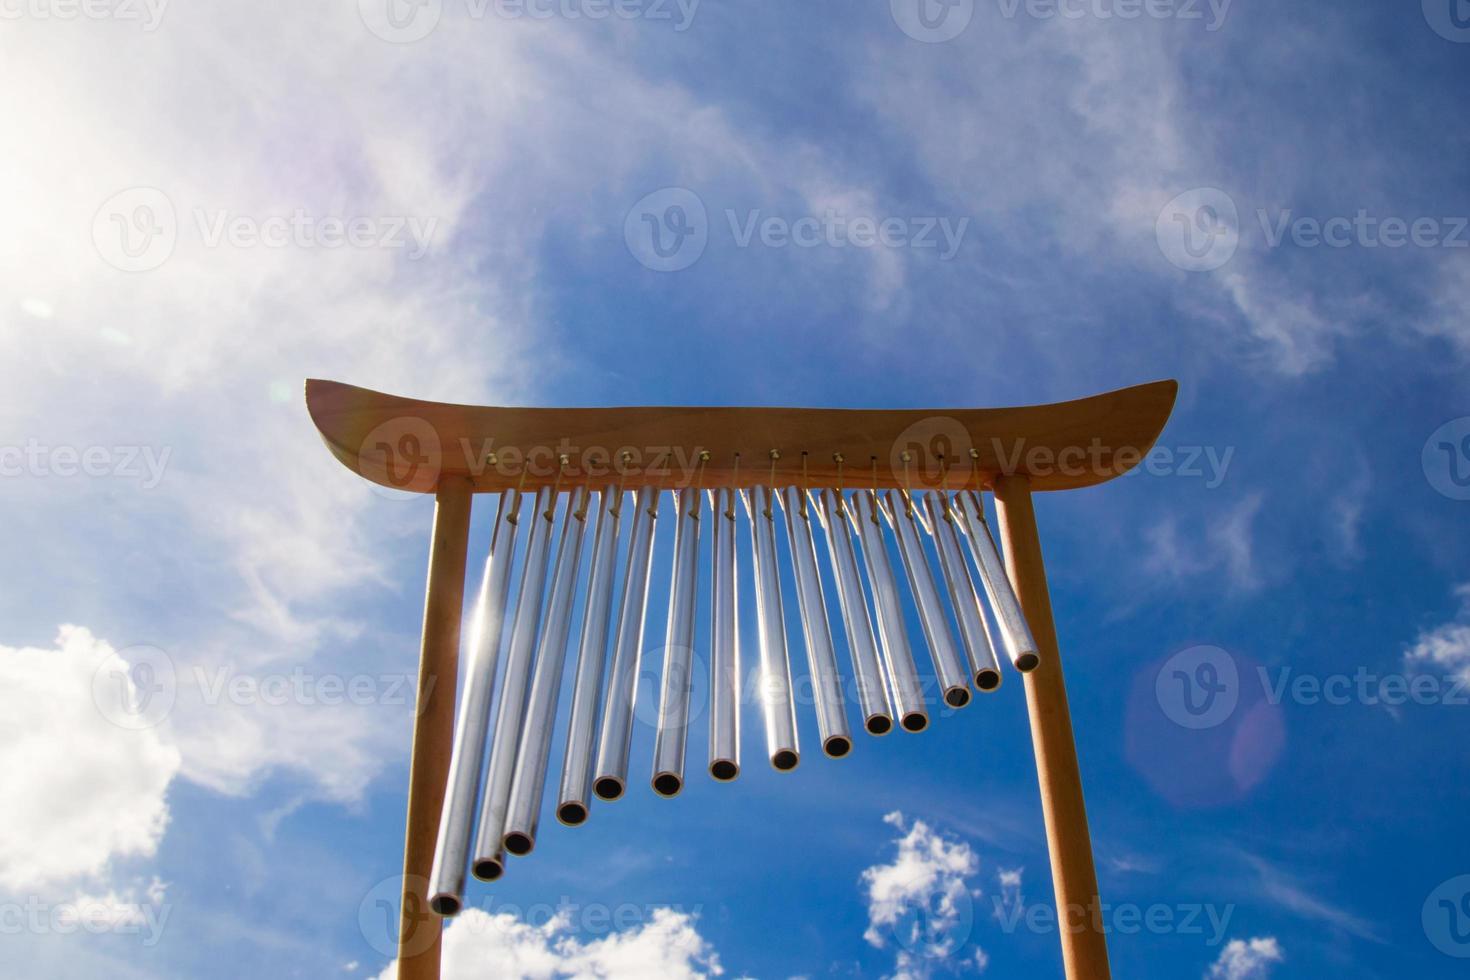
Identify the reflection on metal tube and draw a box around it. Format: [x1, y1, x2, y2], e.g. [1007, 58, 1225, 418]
[780, 486, 852, 758]
[555, 487, 620, 826]
[471, 487, 556, 881]
[652, 488, 701, 796]
[956, 490, 1041, 673]
[924, 492, 1002, 692]
[884, 490, 972, 709]
[707, 487, 740, 780]
[428, 490, 520, 916]
[503, 487, 590, 856]
[744, 485, 799, 771]
[814, 488, 894, 736]
[851, 490, 928, 732]
[592, 486, 659, 801]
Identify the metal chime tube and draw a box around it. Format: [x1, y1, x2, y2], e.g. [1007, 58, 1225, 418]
[780, 485, 853, 758]
[852, 490, 929, 732]
[556, 486, 620, 826]
[427, 490, 520, 916]
[652, 487, 702, 796]
[814, 488, 895, 736]
[593, 486, 659, 800]
[956, 489, 1041, 673]
[708, 487, 740, 780]
[472, 486, 556, 880]
[745, 484, 800, 770]
[925, 492, 1003, 692]
[884, 489, 973, 709]
[503, 487, 591, 856]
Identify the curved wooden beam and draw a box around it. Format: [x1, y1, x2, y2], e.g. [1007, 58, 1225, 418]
[305, 378, 1177, 494]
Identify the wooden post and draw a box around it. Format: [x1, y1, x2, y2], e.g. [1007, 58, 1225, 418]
[992, 475, 1110, 980]
[399, 477, 474, 979]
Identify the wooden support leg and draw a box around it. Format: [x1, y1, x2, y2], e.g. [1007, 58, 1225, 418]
[992, 475, 1111, 980]
[399, 478, 474, 979]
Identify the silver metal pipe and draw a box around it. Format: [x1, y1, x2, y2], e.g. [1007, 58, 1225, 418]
[707, 487, 740, 780]
[744, 484, 800, 770]
[813, 488, 894, 736]
[471, 486, 556, 881]
[503, 487, 591, 856]
[956, 490, 1041, 673]
[592, 486, 659, 801]
[924, 492, 1002, 692]
[427, 490, 520, 916]
[851, 490, 929, 733]
[555, 486, 620, 826]
[780, 486, 852, 758]
[651, 488, 701, 796]
[884, 490, 972, 709]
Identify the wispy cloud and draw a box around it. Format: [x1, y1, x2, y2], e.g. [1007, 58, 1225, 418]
[1205, 936, 1283, 980]
[1243, 855, 1380, 942]
[1404, 584, 1470, 685]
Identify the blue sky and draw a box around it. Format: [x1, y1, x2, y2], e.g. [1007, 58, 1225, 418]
[2, 1, 1469, 978]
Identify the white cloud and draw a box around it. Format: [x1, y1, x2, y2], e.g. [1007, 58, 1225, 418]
[854, 14, 1341, 375]
[1205, 937, 1283, 980]
[0, 626, 178, 924]
[1143, 493, 1264, 591]
[862, 811, 983, 980]
[1405, 584, 1470, 685]
[373, 907, 723, 980]
[0, 2, 895, 808]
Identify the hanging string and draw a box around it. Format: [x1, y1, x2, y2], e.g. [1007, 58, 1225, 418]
[938, 452, 956, 523]
[691, 450, 709, 519]
[766, 450, 780, 518]
[612, 450, 632, 518]
[546, 455, 567, 521]
[506, 456, 528, 525]
[900, 451, 915, 517]
[728, 453, 740, 519]
[834, 453, 847, 517]
[799, 452, 810, 519]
